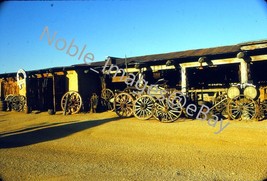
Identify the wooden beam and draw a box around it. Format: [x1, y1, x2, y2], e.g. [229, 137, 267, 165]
[251, 55, 267, 62]
[240, 59, 248, 84]
[241, 43, 267, 51]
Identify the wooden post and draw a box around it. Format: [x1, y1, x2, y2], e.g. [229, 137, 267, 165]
[181, 66, 187, 94]
[52, 73, 56, 114]
[240, 59, 248, 84]
[0, 80, 2, 101]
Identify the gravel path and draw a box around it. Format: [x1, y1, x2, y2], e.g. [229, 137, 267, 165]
[0, 111, 266, 181]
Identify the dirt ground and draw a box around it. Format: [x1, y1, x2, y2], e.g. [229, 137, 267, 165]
[0, 111, 266, 181]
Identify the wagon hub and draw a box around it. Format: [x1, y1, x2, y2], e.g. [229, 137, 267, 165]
[121, 103, 127, 108]
[140, 104, 147, 110]
[163, 106, 169, 113]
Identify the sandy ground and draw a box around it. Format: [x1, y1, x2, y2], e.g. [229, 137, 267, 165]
[0, 111, 266, 181]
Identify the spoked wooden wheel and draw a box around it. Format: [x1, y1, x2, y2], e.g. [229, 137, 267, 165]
[257, 101, 267, 121]
[101, 89, 114, 111]
[227, 95, 257, 120]
[133, 95, 155, 120]
[154, 98, 182, 123]
[114, 92, 134, 118]
[11, 95, 26, 112]
[61, 91, 82, 114]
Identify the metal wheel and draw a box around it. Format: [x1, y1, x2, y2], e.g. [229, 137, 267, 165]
[154, 98, 182, 123]
[61, 91, 82, 114]
[227, 95, 257, 120]
[133, 95, 155, 120]
[114, 92, 134, 118]
[101, 89, 114, 111]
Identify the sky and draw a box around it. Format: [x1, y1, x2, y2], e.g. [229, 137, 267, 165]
[0, 0, 267, 73]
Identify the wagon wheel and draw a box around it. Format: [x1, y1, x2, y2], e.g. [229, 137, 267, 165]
[5, 94, 14, 111]
[61, 91, 82, 114]
[101, 89, 114, 111]
[227, 95, 257, 121]
[19, 95, 26, 111]
[114, 92, 134, 118]
[154, 97, 182, 123]
[257, 101, 267, 121]
[214, 93, 228, 112]
[133, 95, 155, 120]
[11, 95, 26, 112]
[5, 94, 14, 102]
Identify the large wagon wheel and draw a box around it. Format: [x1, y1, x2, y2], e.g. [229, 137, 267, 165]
[114, 92, 134, 118]
[101, 89, 114, 111]
[133, 95, 155, 120]
[227, 95, 257, 120]
[11, 95, 26, 112]
[61, 91, 82, 114]
[154, 98, 183, 123]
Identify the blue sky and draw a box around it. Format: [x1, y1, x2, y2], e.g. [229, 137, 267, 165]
[0, 0, 267, 73]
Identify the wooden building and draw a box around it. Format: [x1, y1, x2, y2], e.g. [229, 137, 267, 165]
[92, 40, 267, 95]
[0, 39, 266, 115]
[0, 65, 101, 113]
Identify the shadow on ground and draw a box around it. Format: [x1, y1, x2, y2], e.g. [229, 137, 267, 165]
[0, 117, 119, 149]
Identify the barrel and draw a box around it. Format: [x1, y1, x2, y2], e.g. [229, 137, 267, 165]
[244, 85, 259, 100]
[0, 100, 7, 111]
[227, 86, 240, 99]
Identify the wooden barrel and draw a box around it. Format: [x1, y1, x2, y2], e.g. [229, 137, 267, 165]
[0, 100, 7, 111]
[244, 86, 259, 100]
[227, 86, 240, 99]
